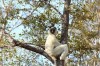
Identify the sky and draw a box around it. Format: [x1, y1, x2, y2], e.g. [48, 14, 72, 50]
[0, 0, 65, 66]
[0, 0, 65, 39]
[1, 0, 99, 66]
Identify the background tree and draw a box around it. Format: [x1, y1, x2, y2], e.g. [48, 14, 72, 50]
[0, 0, 99, 66]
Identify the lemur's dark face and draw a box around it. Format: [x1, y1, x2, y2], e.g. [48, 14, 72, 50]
[49, 27, 57, 34]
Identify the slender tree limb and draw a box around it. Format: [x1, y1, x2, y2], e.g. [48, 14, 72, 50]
[0, 30, 3, 41]
[14, 40, 53, 63]
[47, 3, 62, 16]
[4, 31, 54, 63]
[41, 0, 62, 16]
[9, 23, 22, 33]
[0, 24, 6, 42]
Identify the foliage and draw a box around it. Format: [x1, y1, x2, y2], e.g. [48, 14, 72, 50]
[0, 0, 99, 66]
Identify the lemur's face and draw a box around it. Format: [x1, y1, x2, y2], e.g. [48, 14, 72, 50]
[49, 27, 57, 35]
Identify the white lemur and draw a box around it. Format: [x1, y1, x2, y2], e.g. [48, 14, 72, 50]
[45, 26, 68, 62]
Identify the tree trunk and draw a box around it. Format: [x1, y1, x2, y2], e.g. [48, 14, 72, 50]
[54, 58, 64, 66]
[60, 0, 71, 44]
[2, 0, 71, 66]
[55, 0, 71, 66]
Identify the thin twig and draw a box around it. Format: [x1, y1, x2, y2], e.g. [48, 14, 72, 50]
[40, 0, 62, 16]
[9, 23, 22, 33]
[47, 3, 62, 16]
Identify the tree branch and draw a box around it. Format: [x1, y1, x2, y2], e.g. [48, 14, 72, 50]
[9, 23, 22, 33]
[14, 41, 53, 63]
[4, 31, 54, 63]
[60, 0, 71, 44]
[47, 3, 62, 16]
[41, 0, 62, 16]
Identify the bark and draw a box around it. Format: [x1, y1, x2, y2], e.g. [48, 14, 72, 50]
[13, 40, 65, 66]
[57, 0, 71, 66]
[56, 60, 64, 66]
[14, 40, 54, 63]
[3, 31, 54, 63]
[60, 0, 71, 44]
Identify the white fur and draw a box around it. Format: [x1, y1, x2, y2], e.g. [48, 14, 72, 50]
[45, 32, 68, 60]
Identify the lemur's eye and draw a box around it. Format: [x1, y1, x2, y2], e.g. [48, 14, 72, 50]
[49, 27, 57, 34]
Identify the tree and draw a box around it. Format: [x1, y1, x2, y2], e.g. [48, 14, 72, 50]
[0, 0, 99, 66]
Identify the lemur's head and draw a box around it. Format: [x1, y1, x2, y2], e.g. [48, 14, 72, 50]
[49, 26, 57, 35]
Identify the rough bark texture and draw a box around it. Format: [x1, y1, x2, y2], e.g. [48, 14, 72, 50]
[57, 0, 71, 66]
[13, 40, 54, 63]
[60, 0, 71, 44]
